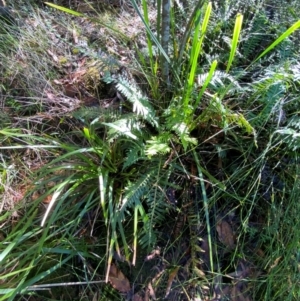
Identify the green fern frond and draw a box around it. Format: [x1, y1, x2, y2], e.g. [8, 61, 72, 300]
[146, 184, 170, 225]
[288, 116, 300, 131]
[119, 169, 155, 215]
[71, 105, 121, 124]
[138, 168, 173, 249]
[248, 70, 288, 127]
[196, 94, 256, 138]
[115, 76, 158, 127]
[274, 117, 300, 151]
[145, 134, 171, 157]
[241, 13, 271, 60]
[164, 103, 198, 151]
[122, 140, 146, 170]
[173, 122, 198, 151]
[138, 224, 157, 250]
[103, 115, 145, 142]
[228, 112, 256, 135]
[102, 71, 158, 127]
[275, 128, 300, 151]
[197, 70, 242, 95]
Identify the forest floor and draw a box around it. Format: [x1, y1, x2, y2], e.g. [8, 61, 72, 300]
[0, 1, 300, 301]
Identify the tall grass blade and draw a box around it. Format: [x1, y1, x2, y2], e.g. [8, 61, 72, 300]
[254, 19, 300, 62]
[9, 255, 74, 301]
[184, 2, 212, 108]
[131, 0, 169, 63]
[99, 170, 109, 226]
[177, 0, 206, 67]
[40, 184, 65, 227]
[133, 205, 138, 265]
[141, 0, 155, 74]
[195, 59, 218, 107]
[44, 3, 83, 16]
[156, 0, 162, 42]
[226, 13, 243, 73]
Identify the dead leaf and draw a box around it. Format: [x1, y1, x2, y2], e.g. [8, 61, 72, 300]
[47, 49, 59, 63]
[145, 247, 161, 261]
[63, 83, 79, 97]
[72, 28, 78, 44]
[165, 266, 179, 297]
[108, 263, 131, 293]
[42, 195, 53, 204]
[268, 256, 282, 272]
[216, 218, 235, 250]
[194, 266, 206, 278]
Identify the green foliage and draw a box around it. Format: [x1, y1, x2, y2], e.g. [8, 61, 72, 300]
[1, 0, 300, 299]
[103, 72, 158, 127]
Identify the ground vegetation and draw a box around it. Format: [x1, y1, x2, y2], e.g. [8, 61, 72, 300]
[0, 0, 299, 300]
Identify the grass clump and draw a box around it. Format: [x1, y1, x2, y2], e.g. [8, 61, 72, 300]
[0, 0, 300, 300]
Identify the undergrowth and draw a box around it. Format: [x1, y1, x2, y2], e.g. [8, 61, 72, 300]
[0, 0, 300, 300]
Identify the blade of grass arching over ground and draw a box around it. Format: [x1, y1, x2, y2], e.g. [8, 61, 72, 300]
[134, 1, 160, 100]
[45, 2, 130, 42]
[0, 210, 38, 263]
[7, 255, 74, 301]
[190, 8, 202, 68]
[184, 2, 212, 111]
[254, 19, 300, 62]
[40, 181, 68, 227]
[226, 13, 243, 73]
[44, 3, 83, 16]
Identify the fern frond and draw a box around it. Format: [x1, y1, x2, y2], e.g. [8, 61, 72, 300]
[103, 115, 145, 142]
[119, 169, 155, 215]
[228, 112, 256, 135]
[197, 70, 242, 95]
[139, 168, 173, 249]
[241, 13, 271, 60]
[275, 117, 300, 151]
[249, 69, 288, 128]
[288, 116, 300, 131]
[276, 128, 300, 151]
[115, 76, 158, 127]
[122, 140, 146, 170]
[71, 105, 121, 124]
[145, 134, 172, 157]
